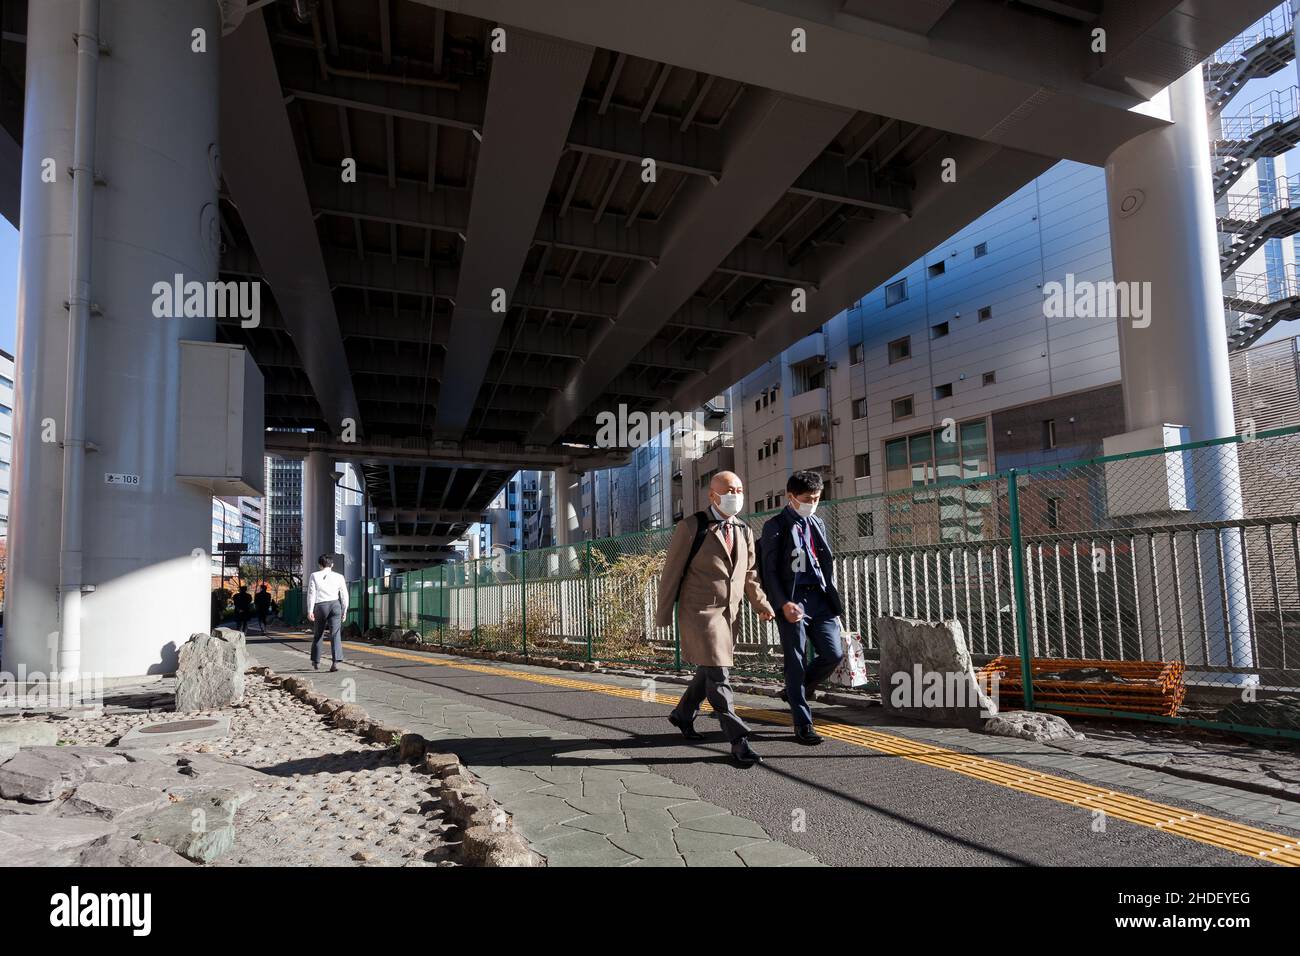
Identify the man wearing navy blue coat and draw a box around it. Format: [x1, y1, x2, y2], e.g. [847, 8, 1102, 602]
[759, 470, 844, 745]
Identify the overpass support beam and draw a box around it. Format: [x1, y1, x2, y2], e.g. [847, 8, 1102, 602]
[435, 31, 593, 436]
[1105, 65, 1254, 679]
[6, 0, 222, 679]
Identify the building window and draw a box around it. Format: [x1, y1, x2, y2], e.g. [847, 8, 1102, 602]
[934, 383, 952, 400]
[849, 343, 864, 365]
[856, 512, 874, 537]
[885, 278, 908, 307]
[854, 453, 870, 479]
[852, 397, 868, 420]
[931, 321, 949, 339]
[983, 371, 996, 386]
[888, 336, 910, 364]
[1046, 497, 1060, 529]
[755, 399, 761, 412]
[891, 395, 914, 421]
[928, 261, 945, 278]
[978, 305, 992, 321]
[1043, 419, 1057, 450]
[974, 242, 988, 258]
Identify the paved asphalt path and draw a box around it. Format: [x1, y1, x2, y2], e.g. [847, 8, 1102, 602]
[253, 635, 1279, 867]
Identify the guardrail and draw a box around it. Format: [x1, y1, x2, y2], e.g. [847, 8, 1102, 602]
[349, 426, 1300, 737]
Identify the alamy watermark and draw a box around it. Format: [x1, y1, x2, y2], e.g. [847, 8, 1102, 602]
[594, 404, 707, 449]
[1043, 273, 1150, 328]
[151, 273, 261, 328]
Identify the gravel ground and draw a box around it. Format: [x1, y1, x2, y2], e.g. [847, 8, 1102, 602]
[52, 677, 459, 867]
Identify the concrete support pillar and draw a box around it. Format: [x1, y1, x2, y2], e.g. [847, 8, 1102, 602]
[301, 451, 335, 572]
[6, 0, 222, 679]
[342, 503, 363, 582]
[1105, 65, 1254, 678]
[553, 466, 579, 545]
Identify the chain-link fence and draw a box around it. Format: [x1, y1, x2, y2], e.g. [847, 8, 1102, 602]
[341, 425, 1300, 738]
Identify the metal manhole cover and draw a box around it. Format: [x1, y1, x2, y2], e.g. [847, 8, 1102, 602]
[139, 719, 220, 734]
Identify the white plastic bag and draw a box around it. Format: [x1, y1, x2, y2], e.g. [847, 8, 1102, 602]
[831, 629, 870, 688]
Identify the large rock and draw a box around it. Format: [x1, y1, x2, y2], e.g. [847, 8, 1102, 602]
[876, 616, 996, 727]
[132, 788, 246, 863]
[0, 814, 116, 853]
[0, 721, 59, 748]
[0, 746, 128, 802]
[983, 711, 1084, 743]
[74, 834, 195, 867]
[64, 782, 172, 821]
[460, 826, 541, 867]
[174, 631, 247, 711]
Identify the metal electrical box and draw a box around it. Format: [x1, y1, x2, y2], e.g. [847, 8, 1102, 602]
[1101, 424, 1193, 518]
[177, 340, 265, 495]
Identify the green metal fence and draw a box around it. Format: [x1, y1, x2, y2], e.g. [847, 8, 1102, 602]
[349, 425, 1300, 739]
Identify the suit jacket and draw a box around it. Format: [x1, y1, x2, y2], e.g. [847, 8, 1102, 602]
[654, 512, 774, 666]
[758, 507, 844, 619]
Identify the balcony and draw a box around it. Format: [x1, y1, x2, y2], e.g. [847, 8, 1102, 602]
[790, 385, 828, 419]
[793, 443, 831, 472]
[786, 332, 827, 366]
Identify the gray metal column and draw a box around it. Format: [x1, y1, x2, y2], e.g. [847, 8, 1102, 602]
[342, 503, 363, 582]
[301, 450, 335, 572]
[1105, 65, 1254, 678]
[6, 0, 223, 679]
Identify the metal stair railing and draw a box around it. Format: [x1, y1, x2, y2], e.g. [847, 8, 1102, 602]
[1219, 174, 1300, 278]
[1214, 87, 1300, 199]
[1206, 3, 1296, 117]
[1224, 265, 1300, 350]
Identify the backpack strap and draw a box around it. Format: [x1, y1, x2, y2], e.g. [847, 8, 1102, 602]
[675, 511, 712, 602]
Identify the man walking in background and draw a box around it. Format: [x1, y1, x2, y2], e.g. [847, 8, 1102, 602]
[306, 554, 348, 672]
[253, 583, 273, 635]
[655, 471, 775, 767]
[760, 470, 844, 745]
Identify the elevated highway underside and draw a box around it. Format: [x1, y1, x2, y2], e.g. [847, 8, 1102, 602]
[0, 0, 1276, 567]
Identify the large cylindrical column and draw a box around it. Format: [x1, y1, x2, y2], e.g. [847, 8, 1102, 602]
[6, 0, 222, 679]
[342, 503, 363, 582]
[301, 450, 335, 571]
[553, 466, 578, 545]
[1105, 65, 1254, 678]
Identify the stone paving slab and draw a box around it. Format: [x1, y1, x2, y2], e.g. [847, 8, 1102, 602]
[257, 643, 822, 867]
[258, 636, 1300, 862]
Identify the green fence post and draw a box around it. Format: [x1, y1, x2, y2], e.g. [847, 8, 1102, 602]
[584, 540, 594, 662]
[520, 551, 528, 657]
[673, 604, 682, 671]
[472, 560, 480, 647]
[1006, 469, 1035, 711]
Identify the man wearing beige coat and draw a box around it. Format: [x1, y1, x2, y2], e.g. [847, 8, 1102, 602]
[655, 471, 775, 767]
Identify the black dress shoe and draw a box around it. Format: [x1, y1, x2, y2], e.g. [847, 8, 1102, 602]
[794, 725, 824, 746]
[329, 664, 339, 672]
[731, 739, 763, 767]
[778, 688, 788, 703]
[668, 712, 705, 741]
[312, 661, 320, 671]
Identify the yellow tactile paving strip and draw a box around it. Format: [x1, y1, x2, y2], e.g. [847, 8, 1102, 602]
[278, 636, 1300, 866]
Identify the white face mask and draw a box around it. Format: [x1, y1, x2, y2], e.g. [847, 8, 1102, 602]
[715, 492, 744, 517]
[793, 499, 818, 519]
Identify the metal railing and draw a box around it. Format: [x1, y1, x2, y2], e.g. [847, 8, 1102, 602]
[345, 427, 1300, 737]
[1210, 3, 1294, 63]
[1219, 86, 1300, 141]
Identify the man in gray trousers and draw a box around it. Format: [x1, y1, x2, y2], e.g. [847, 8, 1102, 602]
[654, 471, 775, 767]
[306, 554, 349, 672]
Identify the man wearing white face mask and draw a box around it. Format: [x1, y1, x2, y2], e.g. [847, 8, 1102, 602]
[655, 471, 775, 767]
[759, 470, 844, 744]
